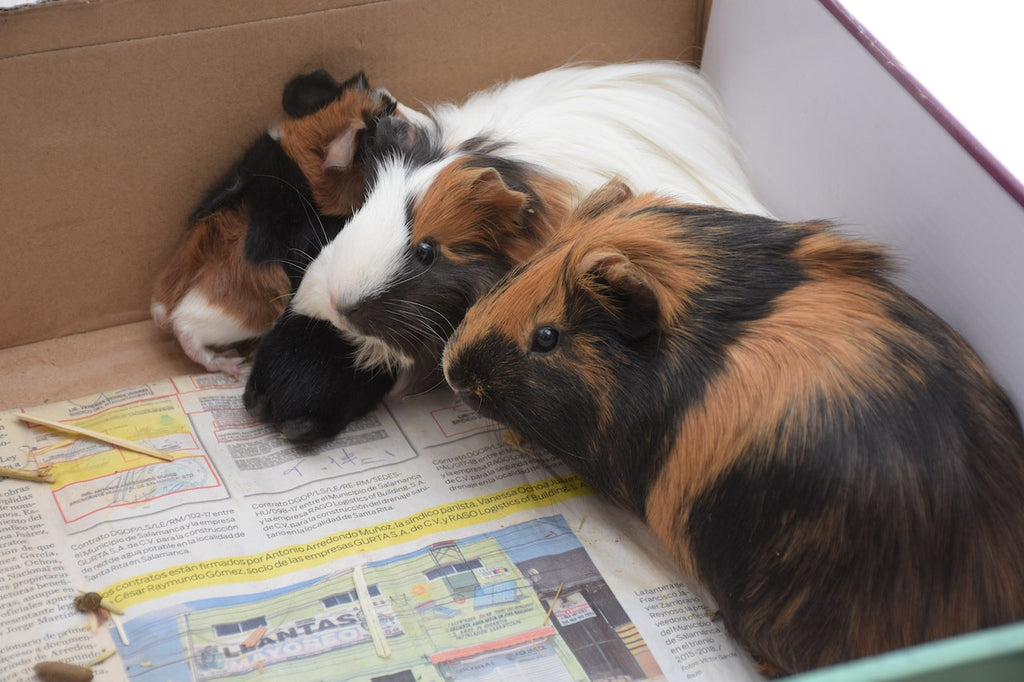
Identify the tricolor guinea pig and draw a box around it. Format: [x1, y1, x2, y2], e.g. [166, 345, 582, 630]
[441, 181, 1024, 676]
[292, 60, 771, 397]
[151, 70, 401, 377]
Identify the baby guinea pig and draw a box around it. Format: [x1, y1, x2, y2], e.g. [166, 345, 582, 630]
[151, 70, 400, 376]
[442, 181, 1024, 676]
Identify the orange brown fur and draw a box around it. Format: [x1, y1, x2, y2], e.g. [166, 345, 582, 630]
[411, 157, 574, 265]
[445, 184, 1024, 675]
[153, 204, 290, 330]
[276, 89, 389, 216]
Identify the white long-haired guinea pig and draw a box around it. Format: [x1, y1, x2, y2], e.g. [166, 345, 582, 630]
[292, 60, 770, 395]
[442, 181, 1024, 677]
[150, 71, 408, 377]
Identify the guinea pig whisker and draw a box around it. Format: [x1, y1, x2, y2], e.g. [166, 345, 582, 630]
[387, 265, 434, 289]
[404, 314, 451, 349]
[509, 410, 587, 463]
[269, 256, 308, 270]
[403, 374, 450, 398]
[287, 247, 317, 267]
[400, 299, 458, 336]
[376, 305, 424, 353]
[385, 302, 445, 344]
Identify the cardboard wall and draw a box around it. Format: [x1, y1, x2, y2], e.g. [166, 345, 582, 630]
[0, 0, 708, 408]
[0, 0, 707, 350]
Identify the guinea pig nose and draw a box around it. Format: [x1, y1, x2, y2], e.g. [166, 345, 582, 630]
[442, 354, 471, 393]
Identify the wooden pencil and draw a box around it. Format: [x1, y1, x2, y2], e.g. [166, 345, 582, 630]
[14, 412, 176, 461]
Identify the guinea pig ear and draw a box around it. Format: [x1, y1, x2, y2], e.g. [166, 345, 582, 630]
[578, 249, 660, 342]
[282, 69, 344, 118]
[574, 179, 634, 220]
[323, 120, 368, 171]
[470, 167, 529, 217]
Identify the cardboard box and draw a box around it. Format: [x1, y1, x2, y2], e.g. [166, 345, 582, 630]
[0, 0, 709, 409]
[2, 0, 1022, 678]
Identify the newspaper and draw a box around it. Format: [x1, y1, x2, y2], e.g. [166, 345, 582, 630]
[0, 370, 762, 681]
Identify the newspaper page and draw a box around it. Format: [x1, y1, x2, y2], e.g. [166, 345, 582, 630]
[0, 370, 762, 682]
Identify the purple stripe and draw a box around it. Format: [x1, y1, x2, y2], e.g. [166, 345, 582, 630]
[819, 0, 1024, 210]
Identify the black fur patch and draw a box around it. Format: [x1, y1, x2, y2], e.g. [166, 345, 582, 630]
[281, 69, 369, 118]
[361, 115, 444, 189]
[348, 248, 511, 392]
[185, 132, 334, 283]
[244, 313, 397, 444]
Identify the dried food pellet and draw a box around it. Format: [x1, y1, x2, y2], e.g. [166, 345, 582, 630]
[73, 592, 103, 613]
[33, 661, 94, 682]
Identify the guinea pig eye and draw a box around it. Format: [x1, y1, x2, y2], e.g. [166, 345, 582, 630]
[414, 239, 437, 265]
[530, 326, 560, 353]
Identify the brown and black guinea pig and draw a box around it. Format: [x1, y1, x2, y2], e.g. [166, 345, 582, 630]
[442, 180, 1024, 676]
[150, 70, 405, 377]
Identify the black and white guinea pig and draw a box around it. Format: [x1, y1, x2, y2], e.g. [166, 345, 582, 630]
[292, 61, 770, 396]
[244, 145, 569, 443]
[151, 70, 401, 376]
[442, 181, 1024, 676]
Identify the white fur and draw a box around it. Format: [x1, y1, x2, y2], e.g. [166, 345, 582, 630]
[159, 289, 257, 377]
[292, 158, 436, 320]
[292, 156, 447, 373]
[431, 62, 769, 213]
[294, 61, 770, 375]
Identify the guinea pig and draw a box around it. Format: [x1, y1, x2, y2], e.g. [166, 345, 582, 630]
[441, 181, 1024, 676]
[151, 70, 402, 377]
[292, 61, 771, 396]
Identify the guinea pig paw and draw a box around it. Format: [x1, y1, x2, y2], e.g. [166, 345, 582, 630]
[279, 417, 332, 445]
[242, 383, 270, 419]
[208, 353, 244, 379]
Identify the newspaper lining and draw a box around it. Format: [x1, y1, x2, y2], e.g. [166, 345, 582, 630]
[0, 370, 762, 681]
